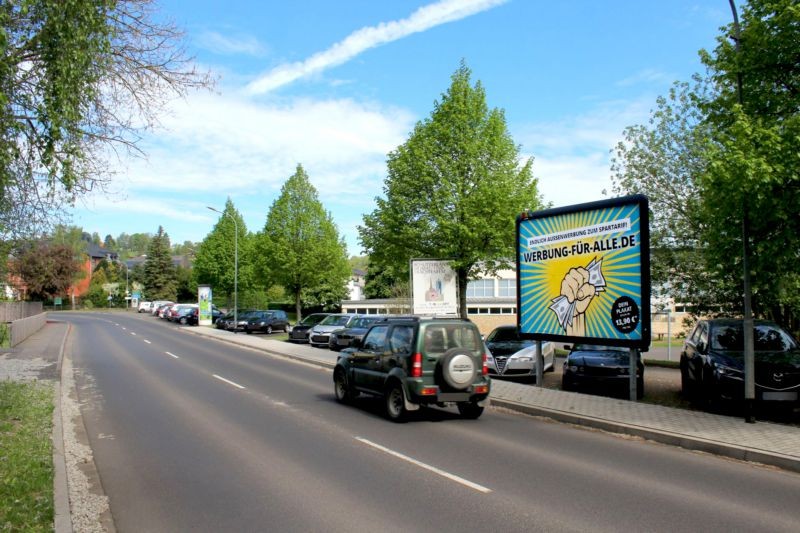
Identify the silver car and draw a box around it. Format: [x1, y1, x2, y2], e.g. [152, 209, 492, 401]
[309, 314, 360, 348]
[484, 325, 554, 381]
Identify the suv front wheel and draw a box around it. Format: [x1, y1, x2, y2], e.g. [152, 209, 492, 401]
[333, 369, 356, 403]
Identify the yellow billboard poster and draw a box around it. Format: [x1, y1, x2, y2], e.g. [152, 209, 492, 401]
[516, 195, 650, 349]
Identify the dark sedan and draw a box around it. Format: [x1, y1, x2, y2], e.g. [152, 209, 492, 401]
[245, 310, 290, 334]
[562, 344, 644, 399]
[328, 315, 382, 351]
[289, 313, 330, 343]
[681, 318, 800, 408]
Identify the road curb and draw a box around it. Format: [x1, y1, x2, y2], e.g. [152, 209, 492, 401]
[489, 397, 800, 474]
[53, 323, 73, 533]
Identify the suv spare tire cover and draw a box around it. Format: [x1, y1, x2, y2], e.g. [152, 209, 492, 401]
[439, 348, 477, 390]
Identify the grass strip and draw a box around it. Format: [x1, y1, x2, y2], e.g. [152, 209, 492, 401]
[0, 381, 54, 532]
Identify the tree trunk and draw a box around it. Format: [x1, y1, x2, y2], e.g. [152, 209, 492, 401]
[295, 289, 302, 322]
[457, 267, 469, 319]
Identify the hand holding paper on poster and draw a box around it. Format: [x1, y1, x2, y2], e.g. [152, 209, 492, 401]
[550, 258, 606, 335]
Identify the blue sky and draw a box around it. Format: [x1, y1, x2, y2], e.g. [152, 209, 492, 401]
[70, 0, 730, 255]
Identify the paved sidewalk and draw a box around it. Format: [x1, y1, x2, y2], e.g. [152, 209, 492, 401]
[181, 325, 800, 474]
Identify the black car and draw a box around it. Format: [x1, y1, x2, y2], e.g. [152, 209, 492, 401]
[562, 344, 644, 399]
[680, 318, 800, 408]
[187, 306, 223, 326]
[328, 315, 383, 351]
[225, 310, 260, 332]
[289, 313, 331, 343]
[245, 310, 290, 334]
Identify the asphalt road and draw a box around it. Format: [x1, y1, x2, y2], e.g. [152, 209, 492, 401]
[63, 312, 800, 532]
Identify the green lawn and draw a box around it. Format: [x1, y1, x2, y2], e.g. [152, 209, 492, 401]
[0, 381, 54, 532]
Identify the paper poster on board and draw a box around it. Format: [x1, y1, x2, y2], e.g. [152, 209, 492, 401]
[516, 195, 650, 349]
[411, 259, 458, 316]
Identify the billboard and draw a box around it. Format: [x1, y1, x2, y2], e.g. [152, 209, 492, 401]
[516, 195, 650, 349]
[411, 259, 458, 316]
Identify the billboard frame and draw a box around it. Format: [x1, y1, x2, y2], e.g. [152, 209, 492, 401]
[516, 194, 650, 350]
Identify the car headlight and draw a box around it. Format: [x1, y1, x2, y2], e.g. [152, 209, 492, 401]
[517, 356, 532, 363]
[714, 364, 743, 380]
[568, 365, 582, 373]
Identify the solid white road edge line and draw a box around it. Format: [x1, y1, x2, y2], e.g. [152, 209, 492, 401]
[165, 352, 179, 359]
[355, 437, 491, 494]
[213, 374, 246, 390]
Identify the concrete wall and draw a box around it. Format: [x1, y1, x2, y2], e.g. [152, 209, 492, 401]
[10, 313, 47, 347]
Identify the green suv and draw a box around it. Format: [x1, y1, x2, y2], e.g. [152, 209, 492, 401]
[333, 317, 490, 421]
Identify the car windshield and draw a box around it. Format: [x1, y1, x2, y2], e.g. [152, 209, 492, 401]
[487, 328, 535, 348]
[320, 315, 352, 326]
[573, 345, 627, 353]
[353, 317, 378, 328]
[711, 323, 799, 352]
[301, 314, 327, 326]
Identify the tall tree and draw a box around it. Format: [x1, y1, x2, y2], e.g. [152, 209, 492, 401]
[0, 0, 213, 240]
[143, 226, 176, 300]
[359, 62, 544, 317]
[257, 164, 349, 319]
[697, 0, 800, 324]
[11, 242, 80, 300]
[193, 198, 253, 308]
[610, 0, 800, 326]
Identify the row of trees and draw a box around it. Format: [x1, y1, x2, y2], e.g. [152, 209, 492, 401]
[609, 0, 799, 327]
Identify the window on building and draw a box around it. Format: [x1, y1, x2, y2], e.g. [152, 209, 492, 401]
[466, 279, 494, 298]
[498, 279, 516, 297]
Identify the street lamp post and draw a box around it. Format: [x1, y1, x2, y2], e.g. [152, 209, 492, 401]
[207, 206, 238, 330]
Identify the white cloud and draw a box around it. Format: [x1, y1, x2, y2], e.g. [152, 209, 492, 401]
[197, 31, 267, 56]
[517, 97, 656, 209]
[120, 91, 414, 205]
[245, 0, 508, 94]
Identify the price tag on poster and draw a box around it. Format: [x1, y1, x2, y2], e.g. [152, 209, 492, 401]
[516, 195, 650, 349]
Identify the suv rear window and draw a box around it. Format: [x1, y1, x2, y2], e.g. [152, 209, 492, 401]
[422, 324, 482, 354]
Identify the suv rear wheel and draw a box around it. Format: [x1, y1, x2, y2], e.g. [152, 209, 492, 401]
[385, 382, 407, 422]
[457, 401, 484, 419]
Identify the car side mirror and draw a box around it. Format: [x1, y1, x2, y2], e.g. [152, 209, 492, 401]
[351, 338, 362, 349]
[696, 341, 707, 354]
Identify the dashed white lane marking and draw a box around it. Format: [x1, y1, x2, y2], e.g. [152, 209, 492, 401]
[130, 332, 136, 336]
[144, 340, 151, 344]
[213, 374, 246, 390]
[355, 437, 491, 494]
[165, 352, 179, 359]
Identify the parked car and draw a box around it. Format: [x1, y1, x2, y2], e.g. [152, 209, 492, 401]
[245, 310, 290, 334]
[680, 318, 800, 408]
[288, 313, 331, 343]
[151, 301, 174, 316]
[328, 315, 383, 351]
[226, 310, 260, 332]
[483, 325, 554, 381]
[170, 304, 198, 324]
[309, 314, 361, 347]
[215, 311, 234, 329]
[137, 301, 152, 313]
[158, 303, 178, 319]
[333, 316, 491, 421]
[187, 306, 223, 326]
[562, 344, 644, 399]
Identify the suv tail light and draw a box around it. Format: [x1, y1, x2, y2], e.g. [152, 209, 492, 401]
[482, 351, 488, 376]
[411, 352, 423, 378]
